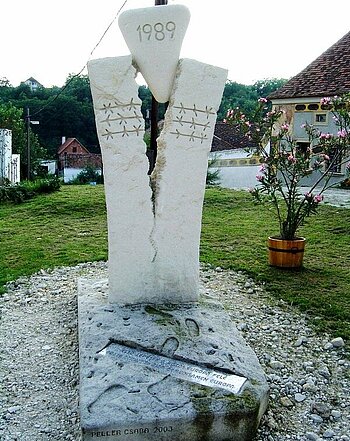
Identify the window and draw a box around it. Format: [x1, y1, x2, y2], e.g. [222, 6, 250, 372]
[295, 104, 306, 111]
[308, 104, 319, 111]
[315, 113, 327, 124]
[72, 146, 77, 153]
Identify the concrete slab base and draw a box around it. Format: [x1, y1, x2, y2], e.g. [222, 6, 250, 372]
[78, 278, 269, 441]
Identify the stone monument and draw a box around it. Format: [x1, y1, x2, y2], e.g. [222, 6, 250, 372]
[78, 4, 268, 440]
[0, 129, 12, 184]
[0, 129, 20, 184]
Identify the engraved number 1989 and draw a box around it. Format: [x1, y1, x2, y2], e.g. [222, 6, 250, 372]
[137, 21, 176, 42]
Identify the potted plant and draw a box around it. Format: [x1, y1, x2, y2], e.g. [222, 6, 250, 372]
[224, 94, 350, 268]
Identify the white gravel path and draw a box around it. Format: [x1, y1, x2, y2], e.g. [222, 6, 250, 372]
[0, 262, 348, 441]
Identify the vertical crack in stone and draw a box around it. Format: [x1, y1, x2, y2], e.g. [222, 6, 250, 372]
[147, 98, 172, 264]
[146, 63, 180, 266]
[147, 129, 165, 265]
[149, 174, 158, 263]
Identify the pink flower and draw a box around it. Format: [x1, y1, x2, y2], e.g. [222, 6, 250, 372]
[287, 155, 297, 163]
[300, 123, 306, 129]
[314, 194, 323, 203]
[259, 163, 267, 172]
[319, 132, 333, 140]
[256, 174, 264, 182]
[338, 129, 347, 138]
[346, 162, 350, 171]
[320, 97, 331, 105]
[320, 154, 330, 161]
[281, 123, 289, 131]
[258, 97, 268, 103]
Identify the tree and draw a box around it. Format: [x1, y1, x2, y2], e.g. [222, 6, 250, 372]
[252, 78, 288, 98]
[218, 80, 257, 120]
[218, 78, 288, 121]
[63, 74, 92, 103]
[0, 77, 12, 88]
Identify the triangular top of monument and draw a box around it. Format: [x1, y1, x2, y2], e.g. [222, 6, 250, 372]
[118, 4, 190, 103]
[269, 31, 350, 100]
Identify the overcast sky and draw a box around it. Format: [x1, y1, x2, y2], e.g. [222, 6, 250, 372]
[1, 0, 350, 88]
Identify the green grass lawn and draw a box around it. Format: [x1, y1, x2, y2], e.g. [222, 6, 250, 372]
[0, 185, 349, 341]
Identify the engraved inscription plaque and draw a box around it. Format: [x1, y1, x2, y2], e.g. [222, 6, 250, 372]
[99, 344, 247, 394]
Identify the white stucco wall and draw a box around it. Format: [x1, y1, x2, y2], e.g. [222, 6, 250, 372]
[0, 129, 12, 182]
[213, 165, 260, 189]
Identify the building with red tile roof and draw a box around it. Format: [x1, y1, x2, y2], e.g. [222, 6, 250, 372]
[268, 31, 350, 182]
[58, 137, 102, 182]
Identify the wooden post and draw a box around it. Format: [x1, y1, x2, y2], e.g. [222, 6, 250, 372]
[149, 0, 168, 173]
[26, 107, 31, 180]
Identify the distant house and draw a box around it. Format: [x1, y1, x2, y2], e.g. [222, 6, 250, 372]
[209, 122, 260, 189]
[23, 77, 43, 92]
[269, 30, 350, 185]
[58, 137, 102, 183]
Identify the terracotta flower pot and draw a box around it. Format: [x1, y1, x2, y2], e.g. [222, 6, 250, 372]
[268, 236, 306, 269]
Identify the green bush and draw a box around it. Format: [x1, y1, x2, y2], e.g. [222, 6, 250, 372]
[206, 157, 221, 186]
[69, 166, 103, 185]
[24, 176, 61, 194]
[0, 176, 61, 204]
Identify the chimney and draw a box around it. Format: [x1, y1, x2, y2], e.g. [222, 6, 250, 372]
[61, 136, 66, 145]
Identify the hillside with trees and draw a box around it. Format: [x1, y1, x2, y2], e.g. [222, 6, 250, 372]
[0, 75, 286, 178]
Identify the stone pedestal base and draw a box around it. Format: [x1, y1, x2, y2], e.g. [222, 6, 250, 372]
[78, 279, 269, 441]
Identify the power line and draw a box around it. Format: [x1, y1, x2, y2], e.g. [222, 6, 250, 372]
[31, 0, 128, 118]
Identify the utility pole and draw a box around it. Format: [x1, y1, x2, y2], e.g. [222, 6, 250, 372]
[26, 108, 30, 180]
[149, 0, 168, 173]
[25, 108, 39, 181]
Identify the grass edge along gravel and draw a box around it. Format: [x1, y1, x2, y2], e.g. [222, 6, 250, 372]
[0, 185, 349, 342]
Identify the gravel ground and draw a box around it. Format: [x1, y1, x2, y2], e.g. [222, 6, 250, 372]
[0, 262, 349, 441]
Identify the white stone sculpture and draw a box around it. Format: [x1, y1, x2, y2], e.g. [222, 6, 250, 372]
[88, 5, 227, 305]
[0, 129, 12, 183]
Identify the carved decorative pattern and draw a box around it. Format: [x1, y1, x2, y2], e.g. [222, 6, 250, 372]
[173, 103, 215, 118]
[171, 102, 216, 143]
[174, 116, 210, 131]
[98, 99, 144, 140]
[102, 125, 144, 140]
[101, 111, 143, 127]
[99, 98, 140, 114]
[170, 129, 208, 143]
